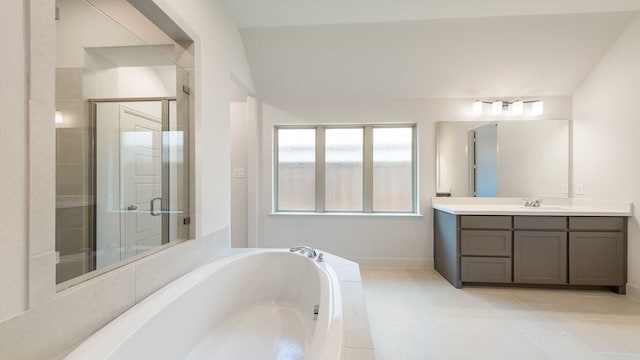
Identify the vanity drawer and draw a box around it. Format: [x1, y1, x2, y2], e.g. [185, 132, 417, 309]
[569, 217, 624, 231]
[514, 216, 567, 230]
[461, 257, 512, 283]
[461, 230, 512, 256]
[461, 216, 511, 230]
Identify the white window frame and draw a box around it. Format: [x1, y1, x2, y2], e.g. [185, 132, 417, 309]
[274, 124, 418, 214]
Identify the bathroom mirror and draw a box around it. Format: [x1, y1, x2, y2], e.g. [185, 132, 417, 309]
[55, 0, 191, 284]
[436, 120, 569, 198]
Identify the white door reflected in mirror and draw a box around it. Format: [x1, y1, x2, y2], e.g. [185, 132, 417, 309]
[436, 120, 569, 198]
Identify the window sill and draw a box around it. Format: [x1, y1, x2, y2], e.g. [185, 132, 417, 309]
[269, 212, 423, 218]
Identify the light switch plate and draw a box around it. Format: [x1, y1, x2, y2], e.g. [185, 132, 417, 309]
[233, 168, 246, 178]
[576, 184, 584, 195]
[562, 184, 569, 194]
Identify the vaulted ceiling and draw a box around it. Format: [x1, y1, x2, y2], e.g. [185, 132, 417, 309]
[224, 0, 640, 28]
[223, 1, 639, 100]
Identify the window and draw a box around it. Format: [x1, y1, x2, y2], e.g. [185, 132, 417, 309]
[274, 125, 417, 213]
[276, 128, 316, 211]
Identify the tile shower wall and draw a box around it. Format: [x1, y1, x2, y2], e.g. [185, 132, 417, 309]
[55, 67, 94, 283]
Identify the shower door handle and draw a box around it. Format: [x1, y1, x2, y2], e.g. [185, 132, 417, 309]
[150, 197, 162, 216]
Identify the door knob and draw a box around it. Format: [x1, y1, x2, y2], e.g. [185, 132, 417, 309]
[126, 204, 138, 211]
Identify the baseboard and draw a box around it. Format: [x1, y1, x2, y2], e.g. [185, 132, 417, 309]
[627, 282, 640, 300]
[350, 257, 433, 269]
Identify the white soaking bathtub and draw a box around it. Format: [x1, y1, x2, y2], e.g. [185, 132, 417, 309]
[65, 250, 343, 360]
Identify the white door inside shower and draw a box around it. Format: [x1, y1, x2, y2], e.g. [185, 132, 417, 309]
[120, 105, 163, 257]
[96, 101, 164, 267]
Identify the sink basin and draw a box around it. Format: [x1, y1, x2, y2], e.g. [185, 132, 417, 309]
[521, 206, 570, 210]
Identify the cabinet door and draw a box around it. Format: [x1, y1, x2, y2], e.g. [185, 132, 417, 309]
[461, 257, 512, 283]
[569, 232, 624, 286]
[514, 231, 567, 284]
[461, 230, 512, 256]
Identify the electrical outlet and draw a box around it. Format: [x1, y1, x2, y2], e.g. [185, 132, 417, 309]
[576, 184, 584, 195]
[562, 184, 569, 194]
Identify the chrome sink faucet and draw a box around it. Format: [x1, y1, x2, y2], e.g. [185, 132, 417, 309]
[290, 246, 317, 258]
[524, 199, 543, 207]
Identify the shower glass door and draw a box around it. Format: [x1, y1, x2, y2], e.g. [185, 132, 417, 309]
[94, 99, 187, 269]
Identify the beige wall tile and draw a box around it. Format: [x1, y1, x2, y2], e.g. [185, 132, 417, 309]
[55, 99, 89, 129]
[56, 130, 87, 164]
[56, 164, 86, 196]
[56, 206, 86, 229]
[57, 228, 87, 255]
[56, 68, 83, 100]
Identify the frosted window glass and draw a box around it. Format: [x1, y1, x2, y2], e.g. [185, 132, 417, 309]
[325, 128, 364, 211]
[277, 129, 316, 211]
[373, 127, 413, 212]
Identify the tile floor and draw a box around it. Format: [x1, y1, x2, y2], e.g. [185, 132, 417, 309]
[361, 268, 640, 360]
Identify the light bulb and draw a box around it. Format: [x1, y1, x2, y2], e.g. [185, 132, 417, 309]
[511, 101, 523, 115]
[491, 101, 503, 115]
[531, 101, 544, 116]
[472, 100, 483, 116]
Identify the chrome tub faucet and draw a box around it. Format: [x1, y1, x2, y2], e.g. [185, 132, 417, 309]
[290, 246, 317, 258]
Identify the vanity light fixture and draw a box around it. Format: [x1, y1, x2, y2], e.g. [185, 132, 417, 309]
[531, 101, 544, 116]
[472, 100, 483, 115]
[511, 100, 524, 115]
[55, 111, 64, 124]
[491, 101, 503, 115]
[471, 99, 543, 116]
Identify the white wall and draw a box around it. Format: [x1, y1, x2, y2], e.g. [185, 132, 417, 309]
[258, 97, 571, 267]
[154, 0, 255, 238]
[231, 101, 249, 248]
[0, 0, 255, 358]
[0, 0, 28, 321]
[572, 13, 640, 296]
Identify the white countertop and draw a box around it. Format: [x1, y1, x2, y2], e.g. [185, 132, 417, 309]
[432, 198, 632, 216]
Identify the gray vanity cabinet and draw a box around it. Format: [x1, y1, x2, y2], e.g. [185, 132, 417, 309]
[433, 209, 628, 293]
[568, 217, 626, 289]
